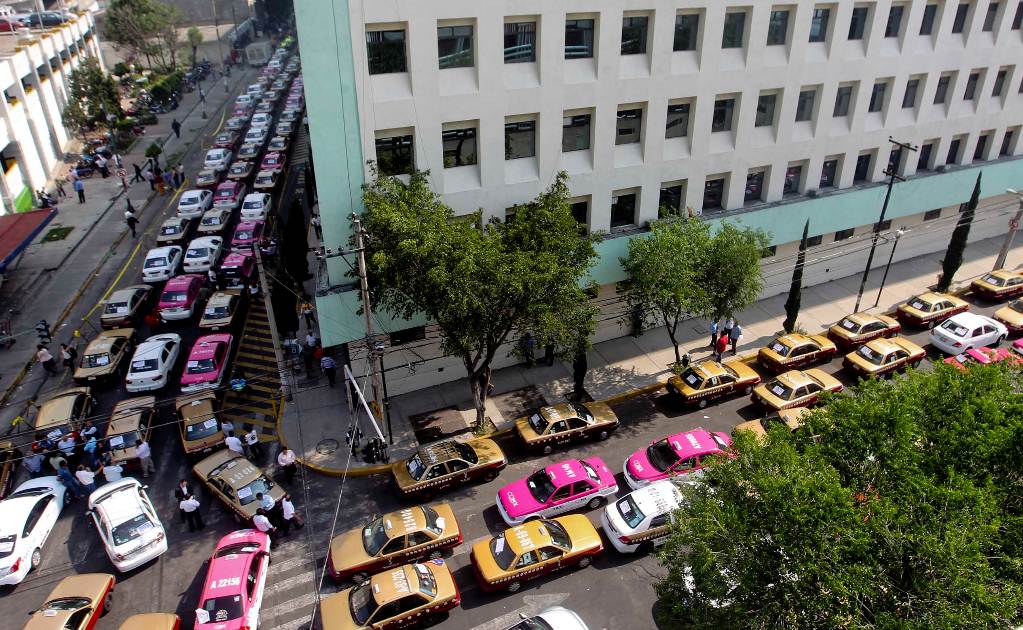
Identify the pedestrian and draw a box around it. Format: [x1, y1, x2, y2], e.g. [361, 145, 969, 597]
[722, 317, 734, 342]
[248, 281, 261, 299]
[729, 321, 743, 355]
[715, 332, 728, 363]
[47, 450, 66, 474]
[320, 354, 337, 387]
[302, 345, 315, 378]
[56, 461, 81, 499]
[171, 118, 181, 139]
[310, 214, 322, 240]
[56, 433, 75, 458]
[113, 153, 123, 169]
[95, 154, 109, 178]
[709, 319, 720, 348]
[80, 420, 97, 440]
[300, 302, 315, 328]
[174, 479, 191, 522]
[145, 169, 156, 191]
[75, 464, 97, 493]
[102, 462, 123, 483]
[59, 343, 77, 370]
[257, 491, 276, 515]
[132, 163, 144, 184]
[224, 430, 244, 454]
[125, 207, 138, 237]
[67, 167, 78, 183]
[135, 438, 155, 477]
[521, 332, 536, 367]
[180, 493, 204, 531]
[36, 344, 57, 374]
[23, 452, 44, 478]
[73, 178, 85, 203]
[176, 164, 185, 188]
[221, 418, 235, 437]
[199, 87, 206, 105]
[162, 170, 173, 193]
[305, 330, 318, 349]
[55, 178, 66, 198]
[280, 493, 298, 535]
[207, 268, 218, 288]
[82, 436, 99, 469]
[253, 508, 276, 544]
[277, 447, 297, 481]
[245, 428, 264, 460]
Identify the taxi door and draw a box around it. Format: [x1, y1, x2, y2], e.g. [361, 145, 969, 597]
[547, 419, 570, 448]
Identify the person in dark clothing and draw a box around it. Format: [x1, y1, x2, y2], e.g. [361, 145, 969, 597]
[125, 207, 138, 238]
[180, 494, 204, 531]
[173, 479, 190, 522]
[132, 163, 144, 183]
[171, 118, 181, 139]
[320, 355, 337, 386]
[73, 179, 85, 203]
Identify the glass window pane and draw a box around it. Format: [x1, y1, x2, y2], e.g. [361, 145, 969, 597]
[834, 86, 852, 116]
[934, 76, 951, 103]
[869, 82, 887, 112]
[744, 171, 765, 202]
[375, 135, 414, 175]
[565, 19, 595, 58]
[784, 165, 802, 194]
[848, 7, 868, 39]
[974, 134, 989, 160]
[902, 78, 919, 108]
[722, 12, 746, 48]
[992, 70, 1006, 96]
[712, 98, 735, 132]
[703, 179, 725, 209]
[665, 103, 690, 138]
[755, 94, 776, 127]
[438, 25, 473, 69]
[659, 185, 683, 217]
[570, 201, 588, 225]
[505, 121, 536, 159]
[809, 8, 830, 42]
[795, 89, 816, 122]
[610, 193, 637, 228]
[1013, 2, 1023, 29]
[964, 72, 979, 100]
[886, 6, 904, 37]
[673, 14, 700, 51]
[983, 2, 999, 30]
[952, 3, 970, 33]
[921, 4, 938, 34]
[366, 30, 407, 75]
[917, 143, 933, 170]
[767, 10, 789, 45]
[1000, 130, 1014, 155]
[616, 109, 643, 145]
[442, 128, 477, 167]
[562, 114, 591, 152]
[504, 23, 536, 63]
[621, 16, 649, 55]
[820, 159, 838, 187]
[854, 153, 871, 181]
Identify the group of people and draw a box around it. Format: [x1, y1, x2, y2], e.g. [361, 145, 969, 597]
[34, 342, 78, 376]
[131, 161, 185, 195]
[298, 327, 338, 387]
[710, 317, 744, 362]
[252, 490, 301, 544]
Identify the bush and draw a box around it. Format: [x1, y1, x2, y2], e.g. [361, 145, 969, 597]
[112, 62, 130, 77]
[147, 70, 185, 102]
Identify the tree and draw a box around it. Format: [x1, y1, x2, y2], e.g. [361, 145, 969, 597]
[104, 0, 182, 70]
[186, 27, 203, 68]
[938, 172, 981, 292]
[63, 57, 122, 139]
[61, 99, 89, 143]
[657, 363, 1023, 629]
[144, 142, 162, 167]
[698, 222, 770, 322]
[362, 170, 598, 429]
[783, 220, 808, 333]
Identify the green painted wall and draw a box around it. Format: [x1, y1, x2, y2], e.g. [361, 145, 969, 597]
[14, 187, 32, 212]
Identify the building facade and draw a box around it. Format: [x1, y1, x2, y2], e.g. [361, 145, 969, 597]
[297, 0, 1023, 395]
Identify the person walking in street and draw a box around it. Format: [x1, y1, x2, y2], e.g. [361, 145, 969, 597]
[54, 178, 66, 198]
[161, 170, 173, 193]
[102, 461, 122, 483]
[132, 163, 144, 184]
[113, 153, 123, 169]
[280, 493, 299, 536]
[59, 343, 77, 371]
[75, 464, 97, 494]
[709, 319, 720, 348]
[57, 462, 81, 499]
[145, 169, 156, 191]
[253, 508, 276, 545]
[729, 321, 743, 355]
[224, 431, 244, 454]
[135, 438, 155, 477]
[305, 330, 318, 349]
[277, 448, 297, 482]
[175, 164, 185, 189]
[171, 118, 181, 139]
[245, 428, 264, 460]
[47, 450, 66, 474]
[715, 332, 728, 363]
[300, 302, 315, 328]
[36, 344, 57, 374]
[23, 452, 43, 478]
[95, 153, 109, 178]
[174, 479, 191, 522]
[320, 354, 337, 387]
[73, 178, 85, 203]
[180, 493, 204, 531]
[206, 268, 218, 289]
[311, 214, 322, 240]
[125, 206, 138, 237]
[301, 343, 315, 378]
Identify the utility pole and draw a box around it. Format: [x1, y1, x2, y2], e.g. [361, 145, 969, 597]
[352, 214, 387, 439]
[853, 137, 918, 313]
[212, 0, 229, 93]
[994, 189, 1023, 270]
[874, 228, 906, 307]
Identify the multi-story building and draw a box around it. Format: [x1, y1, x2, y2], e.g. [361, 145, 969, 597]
[297, 0, 1023, 395]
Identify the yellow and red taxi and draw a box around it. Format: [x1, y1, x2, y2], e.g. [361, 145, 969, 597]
[994, 299, 1023, 333]
[971, 269, 1023, 301]
[470, 515, 602, 593]
[843, 337, 926, 378]
[192, 450, 284, 521]
[176, 392, 223, 458]
[944, 346, 1022, 369]
[757, 333, 837, 373]
[827, 312, 901, 348]
[391, 438, 506, 500]
[514, 402, 619, 454]
[752, 368, 843, 411]
[896, 292, 969, 327]
[319, 561, 460, 630]
[24, 573, 115, 630]
[327, 504, 461, 582]
[666, 359, 761, 408]
[118, 614, 181, 630]
[733, 408, 811, 439]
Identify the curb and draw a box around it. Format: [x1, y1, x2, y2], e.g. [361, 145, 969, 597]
[274, 404, 393, 478]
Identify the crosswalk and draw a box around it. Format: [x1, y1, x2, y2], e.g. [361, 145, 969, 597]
[260, 536, 338, 630]
[222, 292, 282, 443]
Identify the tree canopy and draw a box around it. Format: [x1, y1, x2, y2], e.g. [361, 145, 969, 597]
[657, 362, 1023, 629]
[63, 57, 122, 140]
[104, 0, 182, 70]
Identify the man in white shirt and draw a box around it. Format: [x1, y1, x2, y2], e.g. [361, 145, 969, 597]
[245, 428, 264, 459]
[279, 493, 298, 536]
[74, 465, 97, 493]
[180, 494, 204, 532]
[102, 463, 123, 483]
[221, 419, 234, 436]
[56, 435, 76, 456]
[224, 431, 244, 454]
[277, 447, 297, 481]
[253, 508, 276, 544]
[135, 439, 155, 477]
[79, 421, 97, 440]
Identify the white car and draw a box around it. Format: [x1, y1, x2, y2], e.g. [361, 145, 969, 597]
[0, 477, 67, 586]
[141, 246, 182, 283]
[501, 607, 590, 630]
[929, 312, 1008, 355]
[246, 83, 263, 99]
[240, 193, 272, 221]
[183, 236, 224, 273]
[178, 189, 214, 219]
[244, 126, 269, 146]
[126, 333, 182, 392]
[601, 480, 685, 554]
[88, 478, 167, 572]
[250, 112, 273, 129]
[234, 93, 253, 107]
[204, 148, 234, 172]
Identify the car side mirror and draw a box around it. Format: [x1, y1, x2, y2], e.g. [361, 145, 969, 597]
[142, 485, 149, 490]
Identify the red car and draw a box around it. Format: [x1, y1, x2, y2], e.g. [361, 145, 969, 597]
[180, 334, 233, 393]
[213, 131, 240, 151]
[259, 151, 287, 174]
[158, 274, 205, 322]
[944, 346, 1021, 370]
[230, 220, 265, 252]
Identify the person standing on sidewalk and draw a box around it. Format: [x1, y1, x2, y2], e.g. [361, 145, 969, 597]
[709, 319, 720, 348]
[59, 343, 77, 370]
[311, 214, 322, 240]
[300, 301, 315, 328]
[280, 493, 299, 536]
[36, 344, 57, 374]
[180, 493, 204, 531]
[162, 170, 173, 193]
[722, 317, 734, 343]
[176, 164, 185, 189]
[729, 321, 743, 355]
[73, 179, 85, 203]
[125, 206, 138, 238]
[54, 178, 66, 198]
[320, 354, 337, 387]
[171, 118, 181, 139]
[145, 169, 156, 191]
[277, 448, 297, 482]
[135, 439, 155, 477]
[715, 332, 728, 363]
[132, 163, 144, 184]
[94, 154, 109, 178]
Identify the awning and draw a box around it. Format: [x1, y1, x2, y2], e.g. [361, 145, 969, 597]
[0, 207, 57, 273]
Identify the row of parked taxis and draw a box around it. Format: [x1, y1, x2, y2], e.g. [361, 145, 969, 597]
[7, 43, 308, 630]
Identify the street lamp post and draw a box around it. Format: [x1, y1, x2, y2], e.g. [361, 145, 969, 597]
[994, 189, 1023, 271]
[874, 229, 906, 307]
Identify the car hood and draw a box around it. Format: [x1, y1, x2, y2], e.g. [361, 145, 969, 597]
[498, 477, 542, 519]
[626, 448, 662, 481]
[328, 527, 371, 573]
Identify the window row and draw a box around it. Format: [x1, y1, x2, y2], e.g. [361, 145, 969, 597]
[365, 3, 1023, 74]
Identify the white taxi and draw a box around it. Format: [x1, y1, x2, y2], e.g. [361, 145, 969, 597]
[87, 478, 167, 572]
[600, 479, 685, 554]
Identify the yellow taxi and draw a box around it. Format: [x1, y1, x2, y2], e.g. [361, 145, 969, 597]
[751, 368, 843, 411]
[199, 290, 244, 330]
[666, 359, 761, 408]
[176, 392, 224, 458]
[327, 504, 461, 582]
[192, 449, 284, 522]
[827, 312, 901, 349]
[733, 408, 811, 439]
[319, 561, 460, 630]
[73, 329, 135, 385]
[971, 269, 1023, 301]
[896, 292, 969, 328]
[24, 573, 115, 630]
[514, 401, 619, 454]
[106, 396, 156, 470]
[34, 387, 93, 438]
[471, 515, 602, 593]
[994, 298, 1023, 333]
[391, 438, 506, 500]
[118, 614, 181, 630]
[757, 333, 837, 373]
[843, 337, 926, 379]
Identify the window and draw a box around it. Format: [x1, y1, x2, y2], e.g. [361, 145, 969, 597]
[375, 135, 414, 176]
[889, 147, 903, 171]
[924, 208, 943, 220]
[565, 19, 595, 58]
[934, 75, 951, 103]
[562, 114, 591, 151]
[834, 228, 854, 241]
[952, 3, 970, 33]
[505, 120, 535, 159]
[767, 10, 790, 45]
[674, 14, 700, 51]
[795, 89, 816, 122]
[809, 8, 831, 42]
[947, 138, 962, 164]
[983, 2, 999, 30]
[820, 159, 838, 187]
[366, 30, 407, 74]
[964, 72, 980, 100]
[848, 7, 869, 39]
[902, 78, 920, 108]
[570, 200, 588, 225]
[886, 6, 905, 36]
[806, 234, 823, 247]
[755, 93, 777, 127]
[722, 11, 746, 48]
[621, 16, 649, 54]
[659, 184, 683, 217]
[703, 178, 725, 209]
[1014, 1, 1023, 28]
[921, 4, 939, 34]
[784, 164, 803, 194]
[869, 81, 887, 112]
[974, 134, 989, 160]
[665, 103, 690, 138]
[833, 85, 853, 116]
[441, 127, 477, 167]
[389, 326, 425, 346]
[712, 97, 736, 132]
[992, 69, 1007, 96]
[917, 142, 933, 170]
[854, 153, 872, 181]
[1001, 129, 1016, 155]
[610, 193, 637, 228]
[504, 22, 536, 63]
[437, 25, 473, 69]
[616, 108, 643, 144]
[745, 171, 765, 202]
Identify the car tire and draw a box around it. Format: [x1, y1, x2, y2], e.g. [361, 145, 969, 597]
[997, 335, 1007, 346]
[586, 496, 606, 510]
[482, 470, 499, 483]
[578, 556, 592, 569]
[542, 445, 553, 455]
[428, 549, 443, 561]
[698, 399, 707, 409]
[744, 385, 754, 395]
[598, 430, 610, 441]
[507, 581, 522, 593]
[30, 547, 41, 571]
[102, 592, 113, 615]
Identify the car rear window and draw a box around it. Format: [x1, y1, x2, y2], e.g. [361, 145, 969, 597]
[215, 542, 260, 558]
[104, 301, 129, 315]
[131, 359, 159, 373]
[187, 247, 209, 258]
[766, 379, 793, 400]
[939, 320, 970, 337]
[111, 513, 154, 546]
[490, 534, 517, 570]
[161, 225, 181, 235]
[84, 353, 111, 368]
[234, 230, 254, 240]
[242, 200, 262, 209]
[144, 257, 167, 269]
[201, 595, 243, 623]
[0, 534, 16, 558]
[187, 359, 217, 374]
[162, 291, 189, 303]
[186, 416, 220, 440]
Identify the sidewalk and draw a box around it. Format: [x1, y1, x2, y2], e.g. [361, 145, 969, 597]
[279, 231, 1023, 476]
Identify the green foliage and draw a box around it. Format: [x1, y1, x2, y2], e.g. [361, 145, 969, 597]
[362, 170, 598, 428]
[61, 98, 89, 141]
[938, 172, 981, 292]
[147, 70, 183, 102]
[63, 57, 121, 138]
[111, 62, 130, 77]
[700, 222, 770, 321]
[104, 0, 182, 70]
[783, 220, 809, 333]
[186, 26, 203, 66]
[658, 363, 1023, 629]
[144, 142, 162, 166]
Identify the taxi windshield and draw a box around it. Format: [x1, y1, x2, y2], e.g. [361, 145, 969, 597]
[838, 318, 862, 333]
[243, 199, 263, 209]
[161, 225, 181, 235]
[42, 597, 90, 611]
[571, 403, 592, 422]
[581, 461, 600, 483]
[766, 379, 793, 401]
[206, 305, 230, 317]
[111, 513, 153, 546]
[646, 439, 680, 472]
[857, 345, 885, 366]
[348, 581, 377, 625]
[84, 353, 111, 368]
[215, 542, 260, 557]
[202, 214, 224, 224]
[202, 595, 243, 623]
[187, 359, 217, 374]
[527, 413, 547, 433]
[108, 431, 139, 451]
[414, 564, 436, 597]
[362, 518, 389, 556]
[616, 495, 646, 529]
[104, 301, 128, 314]
[909, 296, 933, 311]
[680, 369, 704, 389]
[453, 442, 479, 464]
[526, 469, 557, 503]
[1010, 299, 1023, 314]
[186, 416, 220, 440]
[406, 454, 426, 480]
[489, 533, 517, 570]
[939, 319, 970, 337]
[769, 339, 791, 357]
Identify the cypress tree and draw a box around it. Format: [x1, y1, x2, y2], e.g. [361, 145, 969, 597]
[783, 220, 809, 333]
[938, 172, 981, 292]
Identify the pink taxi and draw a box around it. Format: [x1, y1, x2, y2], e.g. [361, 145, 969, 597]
[230, 220, 265, 252]
[220, 252, 255, 289]
[213, 181, 246, 210]
[496, 457, 617, 526]
[944, 346, 1021, 370]
[195, 529, 270, 630]
[181, 334, 233, 393]
[259, 152, 286, 174]
[158, 274, 205, 322]
[623, 429, 734, 491]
